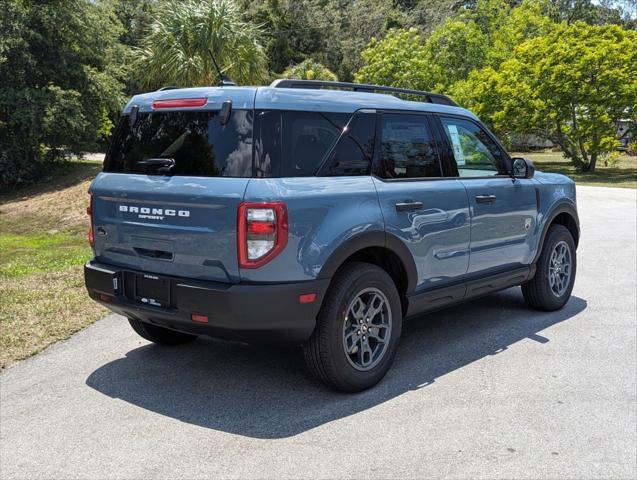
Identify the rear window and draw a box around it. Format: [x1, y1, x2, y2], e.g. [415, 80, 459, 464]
[254, 110, 349, 177]
[104, 110, 253, 177]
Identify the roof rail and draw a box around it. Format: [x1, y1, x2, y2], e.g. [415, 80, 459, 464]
[156, 86, 180, 91]
[270, 79, 458, 107]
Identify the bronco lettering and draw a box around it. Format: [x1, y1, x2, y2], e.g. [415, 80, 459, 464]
[118, 205, 190, 218]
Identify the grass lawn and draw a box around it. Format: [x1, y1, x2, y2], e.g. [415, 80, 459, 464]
[512, 151, 637, 188]
[0, 159, 107, 368]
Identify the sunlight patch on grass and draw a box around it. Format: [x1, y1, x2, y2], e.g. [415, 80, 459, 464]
[0, 232, 91, 278]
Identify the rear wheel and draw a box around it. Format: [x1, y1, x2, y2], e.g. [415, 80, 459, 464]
[303, 262, 402, 392]
[128, 318, 198, 345]
[522, 224, 576, 311]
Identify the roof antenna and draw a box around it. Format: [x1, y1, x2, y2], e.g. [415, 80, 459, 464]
[207, 49, 236, 86]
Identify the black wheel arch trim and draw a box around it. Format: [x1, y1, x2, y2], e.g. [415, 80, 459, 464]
[317, 231, 418, 294]
[533, 201, 580, 264]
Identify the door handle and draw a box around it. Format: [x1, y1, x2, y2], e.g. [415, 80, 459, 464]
[395, 201, 424, 212]
[475, 195, 496, 204]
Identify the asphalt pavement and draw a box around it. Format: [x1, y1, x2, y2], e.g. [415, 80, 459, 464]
[1, 185, 635, 479]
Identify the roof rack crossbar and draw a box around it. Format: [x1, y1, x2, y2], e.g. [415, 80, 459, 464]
[270, 79, 457, 107]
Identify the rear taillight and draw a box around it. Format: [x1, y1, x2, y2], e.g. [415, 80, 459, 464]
[87, 193, 94, 248]
[237, 202, 288, 269]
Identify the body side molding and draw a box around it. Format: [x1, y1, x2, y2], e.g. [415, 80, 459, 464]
[405, 266, 535, 318]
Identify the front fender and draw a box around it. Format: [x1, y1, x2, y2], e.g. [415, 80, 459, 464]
[533, 200, 580, 264]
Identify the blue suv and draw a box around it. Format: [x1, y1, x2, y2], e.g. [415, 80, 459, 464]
[85, 80, 579, 392]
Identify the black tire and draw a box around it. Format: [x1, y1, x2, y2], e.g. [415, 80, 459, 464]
[303, 262, 403, 392]
[522, 224, 577, 311]
[127, 317, 198, 345]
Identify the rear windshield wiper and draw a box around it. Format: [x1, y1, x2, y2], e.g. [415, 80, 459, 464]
[138, 158, 175, 175]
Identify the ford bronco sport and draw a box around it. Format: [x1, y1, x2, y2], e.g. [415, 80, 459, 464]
[85, 79, 579, 392]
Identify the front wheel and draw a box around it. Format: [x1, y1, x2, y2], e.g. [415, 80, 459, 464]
[303, 262, 403, 392]
[522, 224, 577, 311]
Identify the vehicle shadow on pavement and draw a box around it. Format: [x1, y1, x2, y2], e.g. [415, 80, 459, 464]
[86, 288, 586, 439]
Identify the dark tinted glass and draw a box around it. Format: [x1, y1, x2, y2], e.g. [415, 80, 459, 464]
[255, 110, 349, 177]
[378, 114, 441, 179]
[320, 113, 375, 176]
[104, 110, 253, 177]
[440, 117, 506, 177]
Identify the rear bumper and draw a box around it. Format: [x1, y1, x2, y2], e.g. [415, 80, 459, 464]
[84, 261, 329, 344]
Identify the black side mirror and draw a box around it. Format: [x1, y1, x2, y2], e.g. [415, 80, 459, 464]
[511, 157, 535, 179]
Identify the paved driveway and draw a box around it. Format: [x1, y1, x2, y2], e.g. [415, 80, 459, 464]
[1, 186, 635, 479]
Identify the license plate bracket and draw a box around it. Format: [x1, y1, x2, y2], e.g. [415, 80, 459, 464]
[135, 274, 171, 308]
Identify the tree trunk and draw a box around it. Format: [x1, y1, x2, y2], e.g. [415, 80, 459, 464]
[553, 119, 580, 165]
[577, 140, 589, 165]
[570, 106, 590, 168]
[584, 153, 598, 173]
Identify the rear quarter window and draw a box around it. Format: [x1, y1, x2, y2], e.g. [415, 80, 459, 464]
[319, 113, 376, 176]
[254, 110, 349, 177]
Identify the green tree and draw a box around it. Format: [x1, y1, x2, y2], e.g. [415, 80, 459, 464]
[546, 0, 636, 28]
[403, 0, 466, 34]
[354, 0, 550, 91]
[486, 0, 554, 67]
[243, 0, 407, 81]
[114, 0, 158, 48]
[113, 0, 159, 95]
[455, 23, 637, 172]
[0, 0, 129, 190]
[281, 59, 337, 81]
[354, 28, 431, 90]
[241, 0, 326, 76]
[327, 0, 408, 81]
[134, 0, 267, 89]
[420, 19, 488, 91]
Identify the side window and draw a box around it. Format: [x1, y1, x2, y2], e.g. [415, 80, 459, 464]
[255, 110, 349, 177]
[440, 117, 507, 177]
[377, 113, 441, 179]
[320, 113, 375, 176]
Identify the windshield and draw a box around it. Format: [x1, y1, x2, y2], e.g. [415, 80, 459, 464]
[104, 110, 253, 177]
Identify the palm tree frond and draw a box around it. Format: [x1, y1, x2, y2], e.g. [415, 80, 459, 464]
[133, 0, 267, 89]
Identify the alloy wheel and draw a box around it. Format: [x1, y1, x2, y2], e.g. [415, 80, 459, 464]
[549, 240, 572, 297]
[342, 287, 392, 371]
